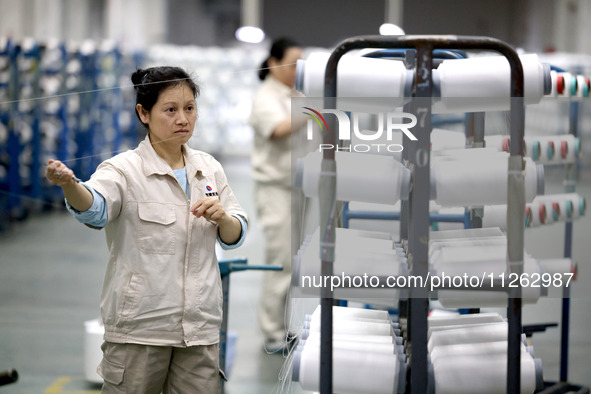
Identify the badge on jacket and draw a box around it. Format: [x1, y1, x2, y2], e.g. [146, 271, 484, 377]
[205, 185, 219, 197]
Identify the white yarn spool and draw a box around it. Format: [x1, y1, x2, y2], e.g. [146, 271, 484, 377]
[349, 127, 466, 158]
[296, 227, 404, 271]
[430, 341, 532, 364]
[305, 331, 396, 345]
[434, 253, 542, 308]
[295, 243, 403, 277]
[482, 205, 509, 230]
[431, 155, 542, 207]
[484, 135, 506, 151]
[538, 258, 578, 281]
[428, 312, 505, 329]
[295, 151, 411, 205]
[296, 344, 404, 394]
[428, 322, 511, 352]
[430, 244, 506, 271]
[429, 227, 505, 240]
[293, 232, 404, 301]
[308, 314, 391, 329]
[430, 128, 468, 151]
[311, 305, 391, 322]
[432, 147, 504, 160]
[303, 334, 397, 354]
[428, 322, 510, 339]
[437, 288, 541, 309]
[432, 54, 550, 114]
[429, 237, 506, 261]
[480, 202, 545, 229]
[432, 352, 541, 394]
[308, 318, 393, 337]
[295, 52, 412, 112]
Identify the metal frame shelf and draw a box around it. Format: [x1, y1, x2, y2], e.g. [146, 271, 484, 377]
[318, 35, 527, 394]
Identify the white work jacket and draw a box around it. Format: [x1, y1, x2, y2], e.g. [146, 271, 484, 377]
[86, 135, 247, 346]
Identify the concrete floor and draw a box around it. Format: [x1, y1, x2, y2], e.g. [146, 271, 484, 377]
[0, 158, 590, 393]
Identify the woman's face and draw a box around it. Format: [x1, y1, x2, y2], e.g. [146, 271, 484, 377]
[269, 46, 303, 88]
[137, 83, 197, 146]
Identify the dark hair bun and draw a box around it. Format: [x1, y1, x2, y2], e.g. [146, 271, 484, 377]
[131, 69, 149, 86]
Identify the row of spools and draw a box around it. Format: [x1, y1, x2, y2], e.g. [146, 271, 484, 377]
[292, 306, 543, 394]
[0, 38, 144, 229]
[296, 52, 591, 113]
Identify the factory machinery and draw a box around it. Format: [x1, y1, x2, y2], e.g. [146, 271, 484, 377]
[289, 35, 589, 394]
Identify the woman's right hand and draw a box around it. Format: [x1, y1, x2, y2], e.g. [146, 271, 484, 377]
[46, 159, 77, 187]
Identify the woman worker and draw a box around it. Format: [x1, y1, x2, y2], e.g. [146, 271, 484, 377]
[249, 37, 306, 352]
[45, 66, 247, 393]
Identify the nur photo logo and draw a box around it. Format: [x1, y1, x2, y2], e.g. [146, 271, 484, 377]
[302, 107, 418, 153]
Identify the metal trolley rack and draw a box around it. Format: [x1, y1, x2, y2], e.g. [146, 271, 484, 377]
[317, 35, 527, 394]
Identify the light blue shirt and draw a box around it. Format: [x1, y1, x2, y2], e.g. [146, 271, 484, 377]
[66, 168, 247, 249]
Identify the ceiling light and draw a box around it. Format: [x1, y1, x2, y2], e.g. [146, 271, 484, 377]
[379, 23, 405, 36]
[235, 26, 265, 44]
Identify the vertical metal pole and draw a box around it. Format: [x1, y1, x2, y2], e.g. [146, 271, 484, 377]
[219, 273, 230, 394]
[560, 100, 579, 382]
[399, 49, 415, 324]
[507, 97, 525, 394]
[320, 65, 339, 394]
[400, 49, 416, 242]
[560, 224, 572, 383]
[407, 43, 433, 394]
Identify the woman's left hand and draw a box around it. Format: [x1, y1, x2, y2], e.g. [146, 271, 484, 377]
[191, 197, 232, 225]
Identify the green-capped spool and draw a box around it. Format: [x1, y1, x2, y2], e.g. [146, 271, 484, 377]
[580, 196, 586, 216]
[574, 137, 580, 157]
[570, 75, 577, 96]
[583, 79, 589, 97]
[532, 141, 540, 161]
[431, 222, 439, 231]
[566, 200, 573, 219]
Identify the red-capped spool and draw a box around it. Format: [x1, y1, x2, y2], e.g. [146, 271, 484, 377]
[525, 206, 532, 227]
[561, 140, 568, 159]
[552, 202, 561, 220]
[547, 141, 555, 160]
[557, 75, 565, 95]
[539, 204, 547, 224]
[586, 77, 591, 91]
[502, 137, 510, 152]
[539, 204, 546, 224]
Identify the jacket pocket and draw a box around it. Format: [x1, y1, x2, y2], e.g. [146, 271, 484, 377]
[119, 274, 142, 321]
[137, 202, 176, 254]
